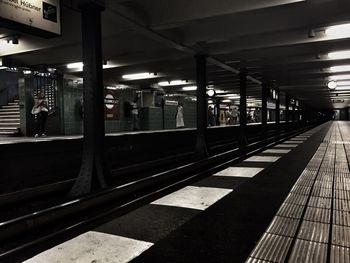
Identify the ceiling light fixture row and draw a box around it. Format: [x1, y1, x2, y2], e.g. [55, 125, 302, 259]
[327, 80, 350, 91]
[0, 34, 20, 45]
[309, 23, 350, 39]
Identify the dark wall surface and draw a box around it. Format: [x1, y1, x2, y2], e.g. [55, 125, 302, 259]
[0, 121, 311, 193]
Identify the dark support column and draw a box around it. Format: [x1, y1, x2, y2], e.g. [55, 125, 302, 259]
[292, 103, 296, 123]
[261, 83, 268, 138]
[275, 89, 280, 133]
[345, 107, 349, 121]
[306, 106, 310, 124]
[239, 69, 248, 147]
[193, 54, 208, 160]
[285, 95, 290, 123]
[70, 0, 109, 196]
[215, 99, 221, 126]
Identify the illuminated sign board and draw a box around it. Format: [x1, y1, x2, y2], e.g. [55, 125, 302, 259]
[0, 0, 61, 36]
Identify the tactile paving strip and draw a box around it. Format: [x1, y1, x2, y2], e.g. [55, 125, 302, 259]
[277, 203, 304, 219]
[332, 225, 350, 248]
[334, 181, 350, 191]
[290, 185, 312, 196]
[314, 180, 333, 189]
[333, 199, 350, 212]
[245, 257, 270, 263]
[246, 124, 344, 263]
[297, 220, 330, 243]
[311, 187, 332, 198]
[334, 190, 350, 200]
[295, 178, 315, 188]
[249, 233, 292, 262]
[333, 210, 350, 227]
[288, 239, 327, 263]
[308, 196, 332, 209]
[330, 246, 350, 263]
[304, 207, 331, 224]
[284, 193, 309, 206]
[266, 216, 300, 238]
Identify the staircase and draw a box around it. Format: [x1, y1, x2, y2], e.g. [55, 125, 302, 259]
[0, 99, 21, 136]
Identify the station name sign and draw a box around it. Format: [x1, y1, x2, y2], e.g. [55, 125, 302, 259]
[0, 0, 61, 37]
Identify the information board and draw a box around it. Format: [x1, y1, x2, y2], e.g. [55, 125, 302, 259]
[0, 0, 61, 36]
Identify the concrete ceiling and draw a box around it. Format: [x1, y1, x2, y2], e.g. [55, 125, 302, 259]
[2, 0, 350, 108]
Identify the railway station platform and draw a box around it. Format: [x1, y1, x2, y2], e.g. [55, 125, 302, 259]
[20, 121, 349, 263]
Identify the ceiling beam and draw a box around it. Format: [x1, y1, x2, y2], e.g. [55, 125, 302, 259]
[107, 3, 262, 84]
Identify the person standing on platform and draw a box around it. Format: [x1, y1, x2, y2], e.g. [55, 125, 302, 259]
[176, 103, 185, 128]
[208, 106, 215, 126]
[131, 96, 139, 131]
[32, 91, 49, 137]
[231, 107, 239, 125]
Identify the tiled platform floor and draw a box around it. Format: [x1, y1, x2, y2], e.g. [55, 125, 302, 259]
[247, 121, 350, 263]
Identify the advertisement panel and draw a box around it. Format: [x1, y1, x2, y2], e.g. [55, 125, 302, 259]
[0, 0, 61, 36]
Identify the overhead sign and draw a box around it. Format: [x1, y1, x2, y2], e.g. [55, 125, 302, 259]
[0, 0, 61, 36]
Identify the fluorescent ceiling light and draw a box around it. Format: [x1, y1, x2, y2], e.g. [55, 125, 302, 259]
[328, 81, 337, 89]
[122, 72, 156, 80]
[215, 90, 226, 94]
[0, 66, 7, 70]
[228, 96, 240, 99]
[66, 62, 117, 71]
[23, 70, 32, 74]
[325, 23, 350, 39]
[158, 80, 188, 86]
[337, 81, 350, 86]
[222, 99, 232, 103]
[329, 74, 350, 80]
[67, 62, 83, 69]
[328, 50, 350, 60]
[182, 86, 197, 91]
[219, 93, 239, 97]
[330, 65, 350, 73]
[335, 86, 350, 90]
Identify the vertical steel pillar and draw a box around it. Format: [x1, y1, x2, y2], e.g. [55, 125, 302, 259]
[285, 95, 290, 123]
[239, 69, 248, 147]
[215, 98, 221, 126]
[261, 83, 268, 138]
[193, 54, 208, 160]
[302, 104, 307, 125]
[292, 103, 296, 123]
[275, 89, 280, 132]
[70, 0, 109, 196]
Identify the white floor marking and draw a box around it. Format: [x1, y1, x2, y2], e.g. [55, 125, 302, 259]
[23, 231, 153, 263]
[263, 149, 291, 154]
[214, 167, 264, 178]
[244, 156, 280, 162]
[284, 140, 304, 143]
[274, 144, 298, 148]
[151, 186, 232, 210]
